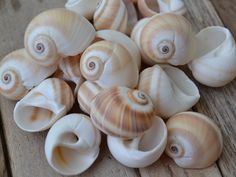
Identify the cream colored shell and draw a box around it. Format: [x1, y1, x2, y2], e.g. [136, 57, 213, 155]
[90, 87, 155, 138]
[65, 0, 101, 20]
[138, 65, 200, 118]
[189, 26, 236, 87]
[80, 40, 139, 89]
[14, 78, 74, 132]
[24, 8, 96, 66]
[108, 116, 167, 168]
[77, 81, 103, 114]
[0, 49, 57, 100]
[93, 0, 128, 33]
[45, 114, 101, 176]
[165, 112, 223, 169]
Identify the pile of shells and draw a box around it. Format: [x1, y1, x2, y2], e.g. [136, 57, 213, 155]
[1, 0, 235, 175]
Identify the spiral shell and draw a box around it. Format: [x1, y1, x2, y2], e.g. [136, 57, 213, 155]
[65, 0, 101, 20]
[131, 13, 196, 66]
[24, 8, 96, 67]
[189, 26, 236, 87]
[93, 0, 128, 33]
[0, 49, 57, 100]
[45, 114, 101, 175]
[14, 78, 74, 132]
[80, 40, 139, 89]
[165, 112, 223, 169]
[77, 81, 103, 114]
[96, 30, 141, 70]
[108, 116, 167, 168]
[138, 65, 200, 118]
[90, 87, 155, 138]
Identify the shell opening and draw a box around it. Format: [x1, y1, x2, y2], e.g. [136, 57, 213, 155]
[157, 40, 175, 60]
[61, 132, 79, 144]
[128, 90, 149, 105]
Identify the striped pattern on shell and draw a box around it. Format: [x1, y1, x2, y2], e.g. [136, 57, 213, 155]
[90, 87, 155, 138]
[93, 0, 128, 33]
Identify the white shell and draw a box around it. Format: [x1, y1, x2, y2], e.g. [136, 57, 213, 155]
[107, 116, 167, 168]
[0, 49, 57, 100]
[96, 30, 141, 70]
[14, 78, 74, 132]
[65, 0, 101, 20]
[158, 0, 186, 15]
[138, 65, 200, 118]
[45, 114, 101, 176]
[189, 26, 236, 87]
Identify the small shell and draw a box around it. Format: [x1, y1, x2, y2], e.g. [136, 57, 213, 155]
[189, 26, 236, 87]
[165, 112, 223, 169]
[80, 40, 139, 89]
[0, 49, 57, 100]
[93, 0, 128, 33]
[107, 116, 167, 168]
[158, 0, 186, 15]
[131, 13, 196, 66]
[77, 81, 103, 114]
[45, 114, 101, 176]
[137, 0, 159, 17]
[65, 0, 101, 20]
[90, 87, 155, 138]
[138, 65, 200, 118]
[24, 8, 96, 67]
[123, 0, 138, 35]
[96, 30, 141, 70]
[14, 78, 74, 132]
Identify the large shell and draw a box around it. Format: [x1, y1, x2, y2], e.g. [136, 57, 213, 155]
[138, 65, 200, 118]
[131, 13, 196, 66]
[77, 81, 103, 114]
[165, 112, 223, 169]
[80, 40, 139, 89]
[96, 30, 141, 70]
[93, 0, 128, 33]
[107, 116, 167, 168]
[14, 78, 74, 132]
[65, 0, 101, 20]
[0, 49, 57, 100]
[90, 87, 155, 138]
[45, 114, 101, 175]
[24, 8, 96, 67]
[189, 26, 236, 87]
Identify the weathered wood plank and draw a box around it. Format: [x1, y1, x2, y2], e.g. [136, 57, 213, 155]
[0, 1, 139, 177]
[0, 118, 8, 177]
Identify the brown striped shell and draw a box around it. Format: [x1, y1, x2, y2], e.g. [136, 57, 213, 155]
[0, 49, 57, 100]
[93, 0, 128, 33]
[14, 78, 74, 132]
[90, 87, 155, 138]
[77, 81, 103, 114]
[165, 112, 223, 169]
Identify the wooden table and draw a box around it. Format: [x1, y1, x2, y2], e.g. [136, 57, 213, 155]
[0, 0, 235, 177]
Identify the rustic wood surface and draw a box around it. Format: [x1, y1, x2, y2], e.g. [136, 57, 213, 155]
[0, 0, 235, 177]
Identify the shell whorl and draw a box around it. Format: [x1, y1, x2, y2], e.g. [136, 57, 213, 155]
[90, 87, 155, 138]
[165, 112, 223, 168]
[93, 0, 128, 33]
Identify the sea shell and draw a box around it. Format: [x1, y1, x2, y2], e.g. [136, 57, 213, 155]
[54, 55, 84, 94]
[96, 30, 141, 70]
[158, 0, 186, 15]
[65, 0, 101, 20]
[24, 8, 96, 67]
[80, 40, 139, 89]
[107, 116, 167, 168]
[123, 0, 138, 35]
[90, 87, 155, 138]
[165, 112, 223, 169]
[138, 65, 200, 118]
[93, 0, 128, 33]
[14, 78, 74, 132]
[0, 49, 57, 100]
[131, 13, 196, 66]
[189, 26, 236, 87]
[45, 114, 101, 176]
[77, 81, 103, 114]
